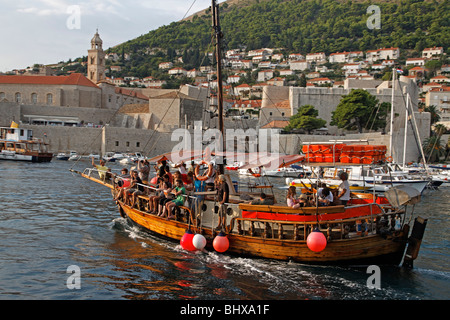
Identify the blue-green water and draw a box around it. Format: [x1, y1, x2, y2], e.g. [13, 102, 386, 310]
[0, 160, 449, 301]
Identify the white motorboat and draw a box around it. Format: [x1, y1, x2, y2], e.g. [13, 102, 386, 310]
[88, 153, 100, 160]
[287, 164, 429, 193]
[264, 165, 312, 178]
[102, 152, 117, 162]
[55, 152, 69, 160]
[68, 151, 81, 161]
[119, 152, 145, 165]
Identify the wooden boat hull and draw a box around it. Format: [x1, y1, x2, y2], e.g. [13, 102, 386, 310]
[119, 201, 408, 266]
[0, 151, 53, 162]
[73, 169, 409, 266]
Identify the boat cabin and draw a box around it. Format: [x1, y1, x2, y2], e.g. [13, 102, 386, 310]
[0, 127, 33, 141]
[0, 127, 49, 154]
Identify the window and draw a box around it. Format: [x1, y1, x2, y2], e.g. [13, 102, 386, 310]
[115, 141, 119, 147]
[15, 92, 21, 103]
[46, 93, 53, 105]
[136, 142, 140, 148]
[126, 141, 130, 147]
[31, 93, 37, 104]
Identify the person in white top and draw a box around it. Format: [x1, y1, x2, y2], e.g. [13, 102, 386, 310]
[317, 187, 333, 206]
[336, 172, 350, 205]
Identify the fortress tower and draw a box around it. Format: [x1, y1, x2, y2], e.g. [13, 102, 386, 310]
[87, 29, 106, 84]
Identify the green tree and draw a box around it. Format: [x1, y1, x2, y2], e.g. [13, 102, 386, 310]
[424, 105, 441, 126]
[285, 105, 326, 134]
[330, 89, 389, 133]
[423, 136, 445, 163]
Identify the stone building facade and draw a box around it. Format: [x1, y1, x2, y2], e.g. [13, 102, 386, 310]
[259, 77, 431, 163]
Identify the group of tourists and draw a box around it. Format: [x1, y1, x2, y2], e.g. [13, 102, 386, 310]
[93, 157, 229, 223]
[286, 171, 351, 208]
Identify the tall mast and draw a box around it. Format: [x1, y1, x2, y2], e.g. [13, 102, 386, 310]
[389, 67, 396, 160]
[212, 0, 225, 174]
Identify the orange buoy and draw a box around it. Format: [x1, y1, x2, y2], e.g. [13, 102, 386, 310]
[213, 231, 229, 253]
[306, 228, 327, 252]
[180, 229, 197, 251]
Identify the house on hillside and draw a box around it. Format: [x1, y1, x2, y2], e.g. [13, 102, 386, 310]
[307, 77, 332, 86]
[289, 60, 310, 71]
[306, 52, 326, 63]
[159, 62, 173, 70]
[422, 47, 444, 59]
[258, 70, 274, 82]
[366, 47, 400, 63]
[288, 53, 305, 61]
[406, 58, 425, 67]
[425, 86, 450, 121]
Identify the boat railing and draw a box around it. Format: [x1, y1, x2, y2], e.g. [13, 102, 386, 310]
[233, 208, 405, 242]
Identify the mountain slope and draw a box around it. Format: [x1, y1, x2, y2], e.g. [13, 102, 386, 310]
[113, 0, 449, 55]
[103, 0, 449, 81]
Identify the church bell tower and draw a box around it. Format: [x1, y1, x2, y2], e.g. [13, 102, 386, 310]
[87, 29, 106, 83]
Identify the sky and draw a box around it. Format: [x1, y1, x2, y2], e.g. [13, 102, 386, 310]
[0, 0, 225, 72]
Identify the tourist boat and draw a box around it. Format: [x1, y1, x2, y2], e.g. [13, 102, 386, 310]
[72, 154, 426, 266]
[71, 1, 427, 266]
[0, 124, 52, 162]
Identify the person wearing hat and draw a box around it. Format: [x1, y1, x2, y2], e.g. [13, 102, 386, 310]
[336, 171, 350, 205]
[298, 193, 311, 207]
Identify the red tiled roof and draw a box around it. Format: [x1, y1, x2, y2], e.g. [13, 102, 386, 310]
[261, 120, 290, 129]
[429, 86, 450, 92]
[0, 73, 98, 88]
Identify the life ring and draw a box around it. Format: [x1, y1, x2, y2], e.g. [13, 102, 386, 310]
[195, 161, 213, 181]
[385, 156, 393, 163]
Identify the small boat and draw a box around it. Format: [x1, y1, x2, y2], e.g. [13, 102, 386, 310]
[119, 152, 145, 165]
[0, 125, 52, 162]
[88, 153, 100, 160]
[264, 165, 311, 178]
[103, 152, 117, 162]
[55, 152, 69, 160]
[288, 164, 429, 193]
[68, 152, 81, 161]
[225, 161, 243, 171]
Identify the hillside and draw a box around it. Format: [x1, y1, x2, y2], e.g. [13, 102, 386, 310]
[100, 0, 449, 81]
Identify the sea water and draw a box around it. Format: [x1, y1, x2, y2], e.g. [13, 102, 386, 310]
[0, 160, 448, 301]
